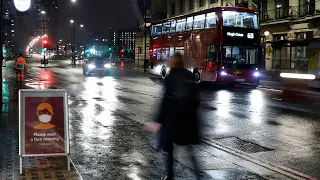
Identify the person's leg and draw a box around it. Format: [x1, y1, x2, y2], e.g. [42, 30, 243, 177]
[188, 146, 201, 180]
[21, 70, 24, 81]
[166, 147, 174, 180]
[16, 70, 20, 82]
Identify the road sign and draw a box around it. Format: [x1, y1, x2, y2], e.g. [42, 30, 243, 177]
[19, 89, 70, 174]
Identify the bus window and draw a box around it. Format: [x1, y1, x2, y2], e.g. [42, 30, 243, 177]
[152, 24, 162, 36]
[222, 11, 258, 29]
[176, 18, 186, 32]
[157, 48, 161, 60]
[161, 48, 169, 60]
[169, 47, 175, 57]
[206, 12, 217, 28]
[162, 22, 171, 34]
[186, 17, 193, 31]
[151, 26, 155, 36]
[175, 47, 185, 55]
[170, 20, 176, 33]
[222, 46, 258, 66]
[193, 14, 205, 30]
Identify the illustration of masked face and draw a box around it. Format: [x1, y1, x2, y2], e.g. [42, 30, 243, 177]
[34, 104, 55, 130]
[37, 108, 52, 123]
[39, 114, 52, 123]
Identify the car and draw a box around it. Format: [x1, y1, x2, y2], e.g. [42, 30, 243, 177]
[82, 57, 115, 76]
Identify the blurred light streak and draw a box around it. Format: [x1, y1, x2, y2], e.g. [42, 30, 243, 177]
[280, 73, 315, 80]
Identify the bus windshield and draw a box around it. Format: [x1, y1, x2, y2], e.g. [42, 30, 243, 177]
[222, 46, 258, 68]
[222, 11, 258, 29]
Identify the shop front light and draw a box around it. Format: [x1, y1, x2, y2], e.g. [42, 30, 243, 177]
[88, 64, 96, 69]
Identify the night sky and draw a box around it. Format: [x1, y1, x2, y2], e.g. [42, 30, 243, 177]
[17, 0, 137, 51]
[57, 0, 137, 42]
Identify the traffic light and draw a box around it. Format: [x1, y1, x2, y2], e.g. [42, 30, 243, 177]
[43, 41, 50, 49]
[30, 48, 33, 52]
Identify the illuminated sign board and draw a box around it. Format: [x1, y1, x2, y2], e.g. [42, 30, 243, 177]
[227, 32, 244, 37]
[227, 32, 255, 39]
[14, 0, 31, 12]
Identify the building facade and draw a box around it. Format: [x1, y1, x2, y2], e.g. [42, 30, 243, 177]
[119, 29, 137, 52]
[260, 0, 320, 72]
[3, 0, 15, 58]
[33, 0, 58, 44]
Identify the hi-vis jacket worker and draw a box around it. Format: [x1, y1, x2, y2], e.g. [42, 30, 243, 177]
[14, 53, 27, 83]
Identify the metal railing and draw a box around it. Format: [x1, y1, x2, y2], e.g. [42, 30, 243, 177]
[261, 3, 320, 22]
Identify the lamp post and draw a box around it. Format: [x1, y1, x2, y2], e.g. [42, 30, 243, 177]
[143, 0, 147, 72]
[80, 24, 84, 56]
[0, 0, 3, 103]
[80, 24, 83, 49]
[71, 0, 76, 66]
[70, 19, 74, 63]
[41, 11, 46, 64]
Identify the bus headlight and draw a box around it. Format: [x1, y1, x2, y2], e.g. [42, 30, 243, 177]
[253, 72, 260, 77]
[88, 64, 96, 69]
[221, 71, 227, 76]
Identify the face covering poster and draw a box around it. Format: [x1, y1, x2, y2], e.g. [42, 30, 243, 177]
[24, 97, 65, 154]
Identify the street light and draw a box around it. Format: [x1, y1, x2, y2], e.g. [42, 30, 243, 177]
[80, 24, 84, 51]
[70, 19, 74, 23]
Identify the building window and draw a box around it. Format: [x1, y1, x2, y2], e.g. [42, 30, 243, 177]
[180, 0, 185, 13]
[200, 0, 205, 7]
[171, 3, 176, 15]
[273, 34, 287, 41]
[275, 0, 289, 19]
[189, 0, 194, 10]
[211, 0, 218, 3]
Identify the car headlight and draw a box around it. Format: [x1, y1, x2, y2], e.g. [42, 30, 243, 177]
[104, 64, 112, 68]
[88, 64, 96, 69]
[221, 71, 227, 76]
[253, 72, 260, 77]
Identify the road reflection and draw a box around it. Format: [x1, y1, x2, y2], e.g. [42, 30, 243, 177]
[249, 90, 265, 124]
[215, 90, 231, 118]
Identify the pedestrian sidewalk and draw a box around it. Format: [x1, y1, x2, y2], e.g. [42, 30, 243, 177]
[0, 60, 290, 180]
[0, 68, 80, 180]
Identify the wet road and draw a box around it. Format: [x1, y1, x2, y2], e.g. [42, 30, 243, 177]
[9, 59, 320, 179]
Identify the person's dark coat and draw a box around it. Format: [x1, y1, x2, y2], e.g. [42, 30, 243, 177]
[156, 68, 200, 152]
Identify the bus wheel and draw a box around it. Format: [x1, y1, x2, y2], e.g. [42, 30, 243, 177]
[194, 70, 201, 83]
[161, 66, 166, 79]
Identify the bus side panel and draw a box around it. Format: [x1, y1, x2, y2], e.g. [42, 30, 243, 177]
[197, 29, 219, 82]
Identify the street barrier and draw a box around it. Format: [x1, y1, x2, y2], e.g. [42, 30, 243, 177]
[18, 89, 70, 174]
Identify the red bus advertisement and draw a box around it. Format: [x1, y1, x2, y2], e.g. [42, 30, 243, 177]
[150, 7, 261, 84]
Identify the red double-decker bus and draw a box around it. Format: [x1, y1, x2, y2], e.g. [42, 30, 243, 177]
[150, 6, 261, 84]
